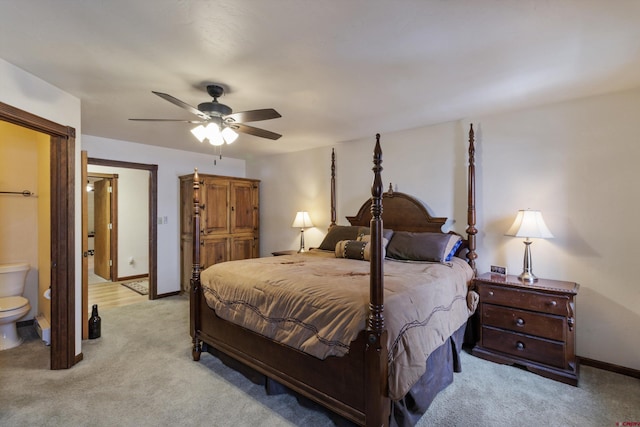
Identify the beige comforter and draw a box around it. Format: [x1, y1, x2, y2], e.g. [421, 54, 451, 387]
[200, 250, 477, 400]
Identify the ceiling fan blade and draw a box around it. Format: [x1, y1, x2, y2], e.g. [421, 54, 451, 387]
[225, 108, 281, 123]
[232, 123, 282, 140]
[129, 118, 205, 123]
[152, 91, 211, 120]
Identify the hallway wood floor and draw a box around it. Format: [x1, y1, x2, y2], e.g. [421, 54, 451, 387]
[88, 281, 147, 313]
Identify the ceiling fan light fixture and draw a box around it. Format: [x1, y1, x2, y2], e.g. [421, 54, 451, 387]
[190, 124, 207, 142]
[221, 126, 239, 144]
[206, 124, 224, 146]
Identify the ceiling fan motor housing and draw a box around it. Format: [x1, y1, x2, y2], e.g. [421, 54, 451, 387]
[198, 101, 232, 117]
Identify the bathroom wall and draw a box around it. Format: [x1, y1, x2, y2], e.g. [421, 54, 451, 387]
[0, 121, 50, 321]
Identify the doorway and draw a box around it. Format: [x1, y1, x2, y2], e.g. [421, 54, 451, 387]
[81, 157, 158, 339]
[0, 101, 76, 369]
[87, 174, 117, 283]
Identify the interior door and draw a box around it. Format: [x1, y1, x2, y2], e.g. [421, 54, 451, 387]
[94, 179, 111, 281]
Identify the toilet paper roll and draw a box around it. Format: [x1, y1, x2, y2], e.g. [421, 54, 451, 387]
[44, 288, 51, 300]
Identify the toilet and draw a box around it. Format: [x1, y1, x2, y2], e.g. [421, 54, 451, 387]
[0, 262, 31, 350]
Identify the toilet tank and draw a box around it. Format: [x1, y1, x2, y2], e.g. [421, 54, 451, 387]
[0, 263, 30, 297]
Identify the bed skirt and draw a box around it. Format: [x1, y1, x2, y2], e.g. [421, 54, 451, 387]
[205, 321, 468, 427]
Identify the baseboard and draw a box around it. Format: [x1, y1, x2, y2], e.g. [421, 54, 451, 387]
[116, 273, 148, 282]
[75, 352, 84, 365]
[156, 291, 181, 299]
[578, 356, 640, 379]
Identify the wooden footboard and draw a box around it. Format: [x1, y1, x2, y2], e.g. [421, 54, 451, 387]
[195, 294, 371, 424]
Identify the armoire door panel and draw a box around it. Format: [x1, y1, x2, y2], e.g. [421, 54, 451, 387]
[231, 236, 257, 260]
[203, 181, 229, 235]
[231, 181, 256, 234]
[202, 238, 229, 268]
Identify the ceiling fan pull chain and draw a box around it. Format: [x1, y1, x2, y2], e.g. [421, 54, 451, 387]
[214, 147, 223, 166]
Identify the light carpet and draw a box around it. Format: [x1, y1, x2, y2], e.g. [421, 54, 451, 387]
[1, 296, 639, 426]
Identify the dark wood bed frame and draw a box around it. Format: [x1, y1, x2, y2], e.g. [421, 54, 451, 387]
[190, 125, 477, 426]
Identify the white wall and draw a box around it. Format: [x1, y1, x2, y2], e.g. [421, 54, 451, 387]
[81, 135, 246, 294]
[248, 88, 640, 372]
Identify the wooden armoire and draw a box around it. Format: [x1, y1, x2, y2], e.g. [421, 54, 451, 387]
[179, 173, 260, 291]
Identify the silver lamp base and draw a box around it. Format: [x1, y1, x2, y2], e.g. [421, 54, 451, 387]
[518, 239, 538, 283]
[518, 270, 538, 283]
[297, 229, 306, 253]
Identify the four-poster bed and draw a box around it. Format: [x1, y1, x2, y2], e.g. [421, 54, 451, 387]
[189, 125, 478, 426]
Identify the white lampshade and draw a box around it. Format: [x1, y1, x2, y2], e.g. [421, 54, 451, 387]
[190, 124, 208, 143]
[221, 127, 239, 144]
[292, 211, 313, 228]
[505, 210, 553, 239]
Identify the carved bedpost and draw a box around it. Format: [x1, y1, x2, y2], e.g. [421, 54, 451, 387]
[191, 168, 202, 361]
[369, 135, 384, 333]
[365, 134, 390, 426]
[466, 125, 478, 274]
[330, 148, 337, 227]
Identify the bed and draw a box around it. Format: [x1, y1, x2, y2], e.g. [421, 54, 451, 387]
[190, 125, 478, 426]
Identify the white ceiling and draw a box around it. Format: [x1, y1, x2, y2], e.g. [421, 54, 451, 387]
[1, 1, 640, 160]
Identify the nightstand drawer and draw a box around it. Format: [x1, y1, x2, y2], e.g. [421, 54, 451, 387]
[479, 284, 569, 316]
[481, 326, 566, 369]
[482, 304, 565, 341]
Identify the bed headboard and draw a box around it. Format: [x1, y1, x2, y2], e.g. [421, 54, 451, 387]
[346, 184, 447, 233]
[330, 125, 477, 272]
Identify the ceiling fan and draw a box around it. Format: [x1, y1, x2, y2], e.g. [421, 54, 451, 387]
[130, 84, 282, 144]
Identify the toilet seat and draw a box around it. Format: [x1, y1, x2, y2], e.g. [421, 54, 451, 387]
[0, 296, 29, 314]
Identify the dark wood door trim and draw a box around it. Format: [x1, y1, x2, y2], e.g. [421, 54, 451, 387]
[50, 134, 76, 369]
[87, 158, 158, 299]
[1, 100, 77, 369]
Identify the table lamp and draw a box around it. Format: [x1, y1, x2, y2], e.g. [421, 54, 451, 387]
[505, 209, 553, 283]
[292, 211, 313, 252]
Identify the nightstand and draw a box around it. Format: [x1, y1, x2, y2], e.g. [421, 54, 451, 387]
[472, 272, 579, 386]
[271, 250, 298, 256]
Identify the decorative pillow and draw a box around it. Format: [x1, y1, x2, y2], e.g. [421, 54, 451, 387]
[335, 239, 387, 261]
[356, 234, 390, 248]
[386, 231, 462, 263]
[446, 238, 464, 261]
[356, 227, 394, 244]
[318, 225, 362, 251]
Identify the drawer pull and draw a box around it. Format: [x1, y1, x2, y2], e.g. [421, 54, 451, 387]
[488, 291, 494, 296]
[516, 341, 525, 350]
[549, 300, 557, 307]
[515, 318, 525, 326]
